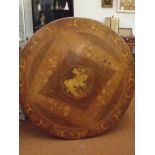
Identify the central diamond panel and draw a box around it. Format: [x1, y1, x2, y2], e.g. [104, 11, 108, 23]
[40, 52, 114, 110]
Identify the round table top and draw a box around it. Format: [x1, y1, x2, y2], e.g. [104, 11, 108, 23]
[20, 17, 134, 139]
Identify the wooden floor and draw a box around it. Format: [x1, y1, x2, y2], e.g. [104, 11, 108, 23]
[19, 97, 134, 155]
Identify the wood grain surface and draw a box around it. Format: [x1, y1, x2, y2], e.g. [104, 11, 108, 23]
[20, 96, 134, 155]
[19, 17, 134, 139]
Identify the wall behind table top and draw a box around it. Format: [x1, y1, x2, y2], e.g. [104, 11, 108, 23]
[21, 0, 33, 39]
[74, 0, 135, 35]
[22, 0, 135, 38]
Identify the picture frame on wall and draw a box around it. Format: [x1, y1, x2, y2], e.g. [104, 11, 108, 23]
[102, 0, 113, 8]
[119, 28, 133, 36]
[117, 0, 135, 13]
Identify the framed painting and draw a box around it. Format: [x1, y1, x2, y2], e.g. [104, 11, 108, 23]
[119, 28, 133, 36]
[117, 0, 135, 13]
[102, 0, 113, 8]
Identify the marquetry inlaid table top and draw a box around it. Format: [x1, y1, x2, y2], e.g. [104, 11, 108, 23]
[19, 17, 134, 139]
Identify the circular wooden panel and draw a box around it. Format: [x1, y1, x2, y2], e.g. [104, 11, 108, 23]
[20, 17, 134, 139]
